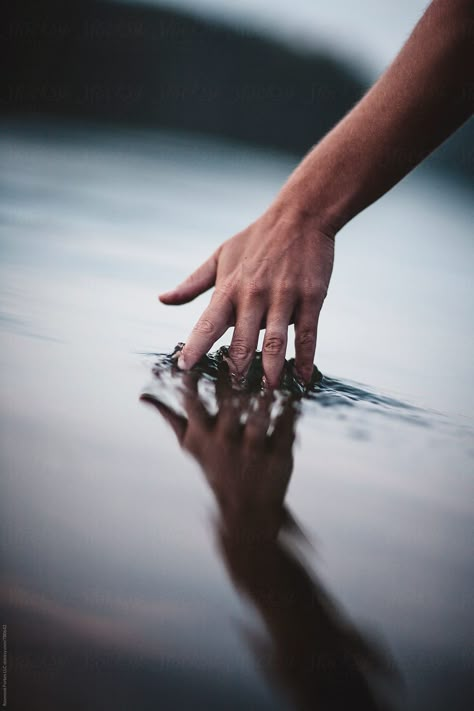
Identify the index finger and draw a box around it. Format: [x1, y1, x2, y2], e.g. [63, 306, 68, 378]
[178, 291, 234, 370]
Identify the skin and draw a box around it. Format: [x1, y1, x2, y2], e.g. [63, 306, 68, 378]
[160, 0, 474, 386]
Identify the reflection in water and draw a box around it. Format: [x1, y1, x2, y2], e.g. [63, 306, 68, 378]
[142, 349, 400, 710]
[146, 343, 430, 426]
[1, 120, 472, 710]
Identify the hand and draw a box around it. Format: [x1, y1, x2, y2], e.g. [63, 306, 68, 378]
[161, 0, 473, 387]
[160, 206, 335, 386]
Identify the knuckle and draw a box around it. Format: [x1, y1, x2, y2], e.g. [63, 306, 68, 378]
[246, 280, 265, 299]
[278, 280, 294, 298]
[193, 318, 215, 335]
[301, 287, 318, 302]
[301, 279, 327, 302]
[296, 328, 315, 348]
[229, 338, 252, 362]
[264, 334, 285, 355]
[215, 280, 234, 297]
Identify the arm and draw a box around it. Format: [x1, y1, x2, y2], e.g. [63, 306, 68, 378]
[160, 0, 474, 386]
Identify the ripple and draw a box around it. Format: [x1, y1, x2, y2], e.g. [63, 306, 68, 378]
[141, 344, 438, 427]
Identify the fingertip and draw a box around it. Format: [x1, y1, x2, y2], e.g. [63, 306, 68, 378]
[295, 364, 313, 385]
[177, 349, 199, 370]
[159, 290, 182, 305]
[262, 369, 280, 389]
[177, 354, 188, 370]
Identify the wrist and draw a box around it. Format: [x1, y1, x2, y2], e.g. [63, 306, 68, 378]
[266, 184, 342, 240]
[270, 142, 357, 237]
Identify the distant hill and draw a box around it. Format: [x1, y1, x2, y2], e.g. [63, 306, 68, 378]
[2, 0, 472, 181]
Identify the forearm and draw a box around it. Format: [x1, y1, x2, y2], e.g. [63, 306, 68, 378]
[163, 1, 474, 382]
[276, 0, 474, 234]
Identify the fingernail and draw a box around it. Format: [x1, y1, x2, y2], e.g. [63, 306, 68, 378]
[177, 355, 187, 370]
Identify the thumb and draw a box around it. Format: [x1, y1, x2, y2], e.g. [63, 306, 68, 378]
[159, 251, 218, 305]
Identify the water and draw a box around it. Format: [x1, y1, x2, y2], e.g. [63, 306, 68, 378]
[1, 118, 473, 710]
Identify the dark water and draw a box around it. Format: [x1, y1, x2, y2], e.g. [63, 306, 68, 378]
[1, 120, 473, 710]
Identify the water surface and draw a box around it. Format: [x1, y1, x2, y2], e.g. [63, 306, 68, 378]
[1, 119, 473, 710]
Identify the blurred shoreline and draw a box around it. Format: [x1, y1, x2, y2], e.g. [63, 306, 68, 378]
[3, 0, 473, 183]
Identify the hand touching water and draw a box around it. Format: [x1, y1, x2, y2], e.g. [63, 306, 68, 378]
[160, 207, 335, 387]
[160, 0, 473, 385]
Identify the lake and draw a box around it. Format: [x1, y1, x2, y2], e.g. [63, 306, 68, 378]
[1, 118, 473, 710]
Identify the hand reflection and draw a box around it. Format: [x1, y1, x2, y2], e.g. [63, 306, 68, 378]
[142, 371, 297, 542]
[142, 368, 397, 711]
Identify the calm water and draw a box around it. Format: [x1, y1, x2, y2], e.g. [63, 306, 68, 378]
[1, 119, 473, 710]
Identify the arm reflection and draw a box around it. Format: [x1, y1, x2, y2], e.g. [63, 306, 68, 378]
[142, 368, 398, 711]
